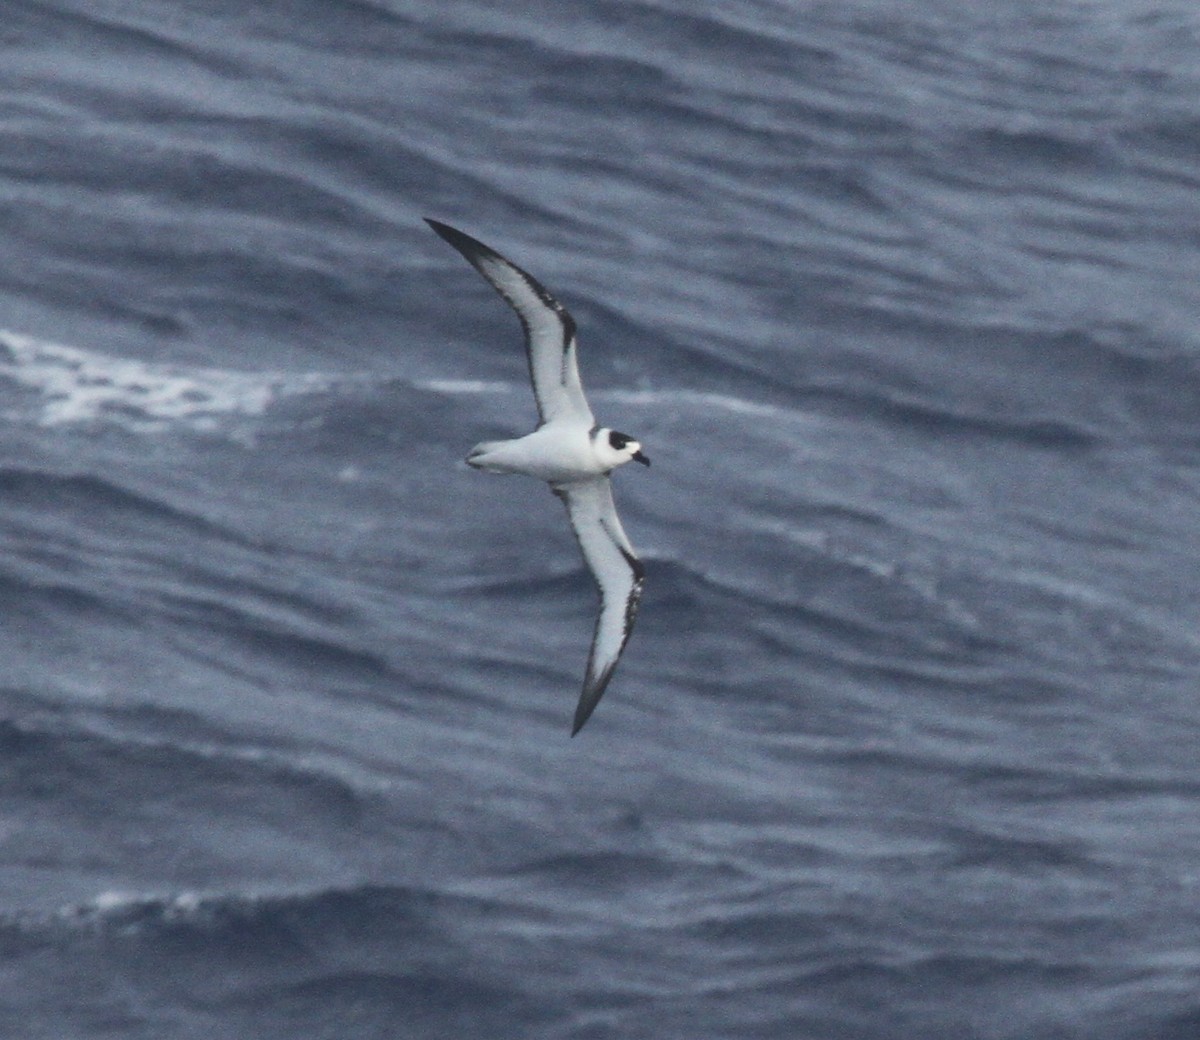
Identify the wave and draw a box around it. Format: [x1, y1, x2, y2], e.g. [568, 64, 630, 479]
[0, 320, 1135, 460]
[37, 882, 441, 942]
[0, 880, 550, 1035]
[3, 871, 1192, 1040]
[0, 714, 368, 819]
[0, 464, 247, 539]
[0, 329, 329, 430]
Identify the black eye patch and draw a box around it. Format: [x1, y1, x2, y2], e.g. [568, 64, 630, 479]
[608, 431, 633, 450]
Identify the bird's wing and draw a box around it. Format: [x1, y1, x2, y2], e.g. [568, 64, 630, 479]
[426, 219, 593, 426]
[553, 477, 644, 735]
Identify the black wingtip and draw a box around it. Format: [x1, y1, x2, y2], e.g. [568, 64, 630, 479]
[570, 665, 617, 736]
[570, 700, 594, 737]
[570, 689, 596, 736]
[424, 217, 578, 356]
[425, 218, 481, 254]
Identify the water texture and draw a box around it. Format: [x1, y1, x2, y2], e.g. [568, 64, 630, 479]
[2, 1, 1199, 1037]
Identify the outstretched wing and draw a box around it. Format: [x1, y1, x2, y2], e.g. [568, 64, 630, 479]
[426, 219, 592, 426]
[553, 477, 644, 735]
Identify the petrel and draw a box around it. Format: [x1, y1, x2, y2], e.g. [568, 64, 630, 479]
[426, 219, 648, 735]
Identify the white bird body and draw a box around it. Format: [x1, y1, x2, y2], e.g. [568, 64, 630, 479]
[467, 422, 634, 483]
[426, 218, 649, 735]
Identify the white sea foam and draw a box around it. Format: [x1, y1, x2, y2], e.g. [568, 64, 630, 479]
[55, 888, 208, 931]
[0, 330, 328, 431]
[415, 378, 511, 395]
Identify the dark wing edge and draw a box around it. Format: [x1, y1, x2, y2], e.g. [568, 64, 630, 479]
[571, 535, 645, 736]
[553, 482, 646, 736]
[425, 218, 578, 424]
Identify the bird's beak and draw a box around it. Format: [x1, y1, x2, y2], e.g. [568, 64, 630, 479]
[633, 451, 650, 467]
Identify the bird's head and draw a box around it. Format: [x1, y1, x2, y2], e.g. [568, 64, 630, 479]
[596, 428, 650, 470]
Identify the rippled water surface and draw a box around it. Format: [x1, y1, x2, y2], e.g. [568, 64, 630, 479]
[3, 1, 1200, 1037]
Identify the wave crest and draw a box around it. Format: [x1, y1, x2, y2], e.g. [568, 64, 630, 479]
[0, 330, 327, 430]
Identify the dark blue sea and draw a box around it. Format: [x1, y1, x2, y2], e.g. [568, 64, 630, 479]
[3, 1, 1200, 1036]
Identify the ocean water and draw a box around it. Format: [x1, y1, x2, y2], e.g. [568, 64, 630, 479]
[3, 0, 1200, 1037]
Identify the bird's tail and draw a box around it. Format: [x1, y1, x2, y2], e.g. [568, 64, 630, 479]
[465, 441, 512, 473]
